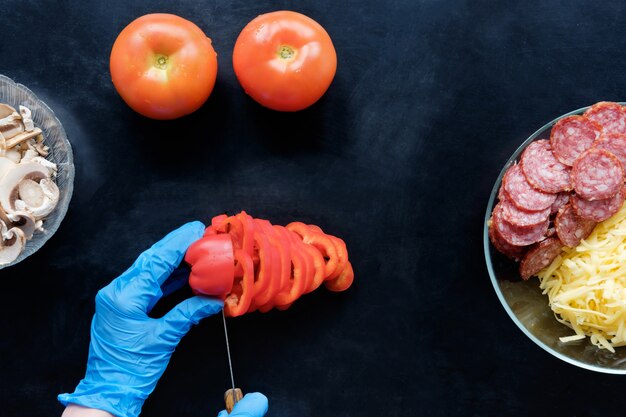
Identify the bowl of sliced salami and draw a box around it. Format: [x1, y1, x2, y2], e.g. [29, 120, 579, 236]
[485, 102, 626, 373]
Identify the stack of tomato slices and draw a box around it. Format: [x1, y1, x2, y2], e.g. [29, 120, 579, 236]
[185, 211, 354, 317]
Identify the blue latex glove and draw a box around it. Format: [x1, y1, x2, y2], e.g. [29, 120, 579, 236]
[217, 393, 268, 417]
[58, 221, 224, 417]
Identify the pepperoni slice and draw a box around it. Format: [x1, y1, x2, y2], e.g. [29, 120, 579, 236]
[492, 202, 550, 246]
[593, 133, 626, 170]
[571, 148, 624, 201]
[519, 237, 563, 280]
[520, 140, 571, 193]
[550, 192, 570, 215]
[571, 185, 626, 222]
[488, 221, 526, 261]
[502, 164, 556, 211]
[550, 115, 602, 166]
[555, 203, 597, 247]
[500, 197, 550, 227]
[584, 101, 626, 135]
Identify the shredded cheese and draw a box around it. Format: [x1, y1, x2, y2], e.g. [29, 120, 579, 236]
[537, 202, 626, 353]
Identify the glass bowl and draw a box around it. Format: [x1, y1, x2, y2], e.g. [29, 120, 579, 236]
[484, 104, 626, 374]
[0, 75, 74, 269]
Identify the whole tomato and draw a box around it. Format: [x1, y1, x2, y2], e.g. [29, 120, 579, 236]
[232, 11, 337, 112]
[110, 14, 218, 120]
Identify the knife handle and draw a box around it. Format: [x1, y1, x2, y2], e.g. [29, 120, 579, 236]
[224, 388, 243, 413]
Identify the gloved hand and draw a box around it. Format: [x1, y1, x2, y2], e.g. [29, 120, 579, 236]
[58, 221, 223, 417]
[217, 393, 269, 417]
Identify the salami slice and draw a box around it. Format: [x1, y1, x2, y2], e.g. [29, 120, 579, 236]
[550, 192, 570, 215]
[571, 185, 626, 222]
[502, 164, 556, 211]
[550, 115, 602, 166]
[571, 148, 624, 200]
[555, 203, 596, 247]
[593, 133, 626, 170]
[500, 197, 550, 227]
[488, 221, 526, 261]
[492, 202, 550, 246]
[584, 101, 626, 135]
[519, 237, 562, 280]
[520, 140, 571, 193]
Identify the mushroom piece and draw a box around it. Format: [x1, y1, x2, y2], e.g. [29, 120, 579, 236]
[14, 178, 59, 219]
[0, 104, 16, 119]
[5, 149, 20, 163]
[17, 179, 44, 207]
[0, 156, 16, 180]
[5, 127, 42, 149]
[0, 114, 24, 140]
[0, 224, 26, 265]
[6, 211, 37, 239]
[21, 150, 57, 175]
[19, 106, 34, 132]
[0, 162, 49, 214]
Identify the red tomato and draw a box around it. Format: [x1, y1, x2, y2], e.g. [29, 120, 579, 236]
[185, 234, 235, 298]
[232, 11, 337, 112]
[110, 14, 218, 120]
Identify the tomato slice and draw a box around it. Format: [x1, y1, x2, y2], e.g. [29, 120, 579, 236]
[307, 224, 323, 233]
[253, 220, 286, 306]
[224, 249, 255, 317]
[185, 234, 235, 298]
[324, 261, 354, 292]
[248, 228, 273, 308]
[283, 227, 316, 293]
[287, 222, 338, 278]
[302, 243, 325, 293]
[327, 235, 348, 280]
[274, 245, 307, 306]
[236, 211, 256, 256]
[215, 216, 244, 249]
[211, 214, 228, 229]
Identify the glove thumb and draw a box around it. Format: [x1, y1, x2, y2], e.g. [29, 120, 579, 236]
[217, 393, 269, 417]
[162, 295, 223, 338]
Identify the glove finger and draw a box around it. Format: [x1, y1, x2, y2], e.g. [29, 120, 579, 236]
[162, 295, 223, 338]
[225, 393, 269, 417]
[118, 221, 205, 310]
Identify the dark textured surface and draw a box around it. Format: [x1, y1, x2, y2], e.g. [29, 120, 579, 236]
[2, 1, 626, 416]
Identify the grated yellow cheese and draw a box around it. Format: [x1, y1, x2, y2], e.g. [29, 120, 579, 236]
[537, 202, 626, 353]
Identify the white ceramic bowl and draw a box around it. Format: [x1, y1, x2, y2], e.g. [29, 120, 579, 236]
[0, 75, 74, 269]
[484, 104, 626, 374]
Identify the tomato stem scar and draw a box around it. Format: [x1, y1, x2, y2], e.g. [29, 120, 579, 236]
[277, 45, 295, 60]
[155, 54, 169, 69]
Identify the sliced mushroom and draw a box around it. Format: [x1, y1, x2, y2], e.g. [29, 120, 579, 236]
[21, 149, 38, 162]
[0, 156, 16, 180]
[17, 179, 44, 207]
[0, 132, 5, 156]
[31, 156, 57, 175]
[5, 149, 21, 163]
[14, 178, 59, 219]
[34, 142, 49, 157]
[6, 211, 37, 239]
[0, 162, 49, 214]
[0, 113, 24, 140]
[5, 127, 42, 149]
[19, 106, 34, 132]
[0, 225, 26, 265]
[0, 104, 16, 119]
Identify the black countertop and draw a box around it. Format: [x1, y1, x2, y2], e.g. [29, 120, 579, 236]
[2, 1, 626, 416]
